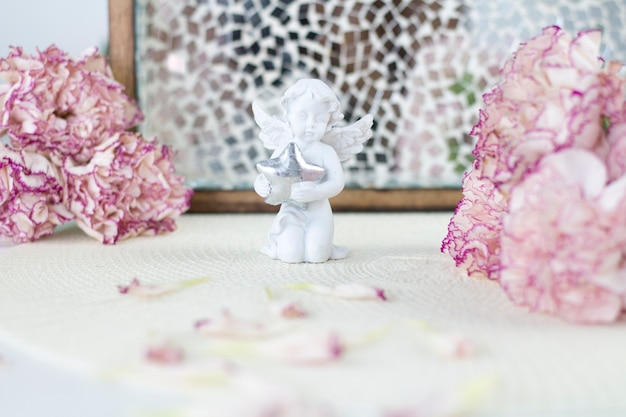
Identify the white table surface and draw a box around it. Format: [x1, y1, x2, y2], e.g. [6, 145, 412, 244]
[1, 213, 625, 417]
[0, 245, 182, 417]
[0, 338, 181, 417]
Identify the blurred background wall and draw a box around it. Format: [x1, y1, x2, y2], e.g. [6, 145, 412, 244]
[0, 0, 108, 55]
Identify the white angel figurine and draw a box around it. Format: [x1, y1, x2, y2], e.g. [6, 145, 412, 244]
[253, 79, 373, 263]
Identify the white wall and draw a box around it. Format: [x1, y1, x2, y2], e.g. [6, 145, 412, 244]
[0, 0, 108, 56]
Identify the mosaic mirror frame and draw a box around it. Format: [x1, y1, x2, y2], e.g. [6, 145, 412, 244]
[108, 0, 625, 212]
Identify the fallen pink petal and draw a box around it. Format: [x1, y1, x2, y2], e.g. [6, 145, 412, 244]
[269, 299, 308, 319]
[383, 374, 495, 417]
[411, 321, 475, 359]
[423, 331, 475, 360]
[265, 287, 309, 319]
[181, 373, 337, 417]
[145, 342, 185, 365]
[118, 276, 211, 297]
[286, 282, 387, 301]
[194, 310, 287, 339]
[257, 330, 344, 365]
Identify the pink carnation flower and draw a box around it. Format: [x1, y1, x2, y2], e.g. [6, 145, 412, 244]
[500, 149, 626, 323]
[471, 27, 615, 191]
[0, 45, 143, 164]
[606, 122, 626, 180]
[0, 143, 73, 242]
[444, 28, 614, 279]
[441, 158, 507, 280]
[62, 131, 192, 244]
[603, 62, 626, 181]
[443, 27, 626, 322]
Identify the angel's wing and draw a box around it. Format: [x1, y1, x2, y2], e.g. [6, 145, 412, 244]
[252, 102, 292, 150]
[321, 114, 374, 161]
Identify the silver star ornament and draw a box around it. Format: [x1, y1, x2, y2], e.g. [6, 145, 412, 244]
[256, 142, 325, 207]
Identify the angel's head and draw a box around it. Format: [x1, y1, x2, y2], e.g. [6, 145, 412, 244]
[280, 79, 344, 143]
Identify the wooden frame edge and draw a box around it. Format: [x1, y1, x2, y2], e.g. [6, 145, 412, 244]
[108, 0, 136, 100]
[108, 0, 462, 213]
[189, 188, 462, 213]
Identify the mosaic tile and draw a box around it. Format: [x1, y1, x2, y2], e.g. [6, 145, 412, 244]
[135, 0, 626, 189]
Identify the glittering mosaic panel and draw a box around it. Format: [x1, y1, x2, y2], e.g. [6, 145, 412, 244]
[135, 0, 626, 190]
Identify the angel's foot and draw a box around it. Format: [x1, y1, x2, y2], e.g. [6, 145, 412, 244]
[330, 245, 349, 260]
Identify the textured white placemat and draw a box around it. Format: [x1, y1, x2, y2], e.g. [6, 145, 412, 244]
[1, 213, 625, 416]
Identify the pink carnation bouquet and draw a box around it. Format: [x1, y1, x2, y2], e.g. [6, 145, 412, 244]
[63, 132, 192, 244]
[0, 45, 191, 244]
[442, 27, 626, 323]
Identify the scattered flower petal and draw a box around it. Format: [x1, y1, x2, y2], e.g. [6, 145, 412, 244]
[411, 321, 475, 359]
[118, 276, 211, 298]
[383, 374, 497, 417]
[425, 332, 474, 360]
[265, 287, 308, 319]
[285, 282, 387, 301]
[256, 330, 344, 365]
[173, 373, 337, 417]
[230, 373, 337, 417]
[116, 359, 237, 396]
[270, 300, 309, 319]
[145, 342, 185, 365]
[195, 310, 288, 339]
